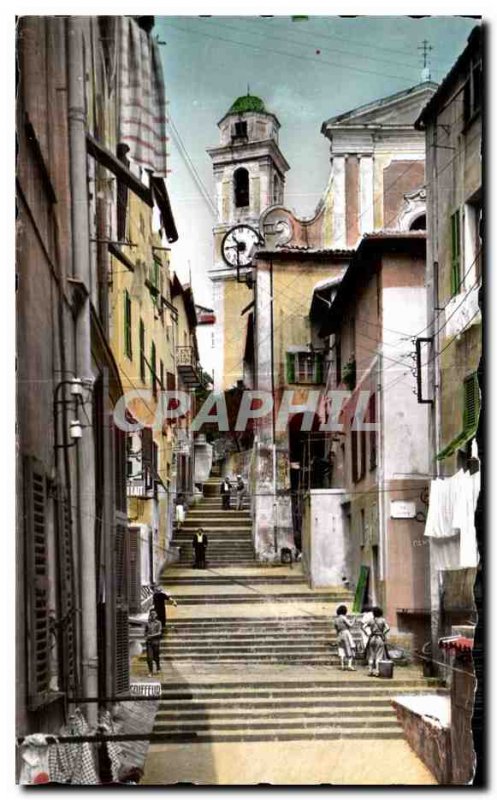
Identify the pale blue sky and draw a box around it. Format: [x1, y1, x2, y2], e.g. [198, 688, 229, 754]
[155, 15, 477, 335]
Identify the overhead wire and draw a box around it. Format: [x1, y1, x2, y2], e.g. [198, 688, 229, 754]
[161, 19, 433, 86]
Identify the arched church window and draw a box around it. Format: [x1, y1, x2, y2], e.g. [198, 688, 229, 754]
[409, 214, 426, 230]
[234, 167, 250, 208]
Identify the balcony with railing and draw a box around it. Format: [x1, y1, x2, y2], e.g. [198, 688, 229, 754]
[176, 346, 202, 388]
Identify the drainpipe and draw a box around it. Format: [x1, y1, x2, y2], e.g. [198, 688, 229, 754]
[67, 17, 98, 724]
[270, 258, 278, 556]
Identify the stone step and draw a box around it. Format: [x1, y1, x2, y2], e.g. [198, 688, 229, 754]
[163, 594, 353, 604]
[155, 694, 443, 712]
[181, 520, 252, 528]
[153, 718, 402, 733]
[154, 706, 397, 718]
[158, 682, 442, 696]
[172, 562, 259, 568]
[164, 616, 348, 625]
[162, 576, 307, 585]
[161, 634, 335, 643]
[147, 730, 404, 743]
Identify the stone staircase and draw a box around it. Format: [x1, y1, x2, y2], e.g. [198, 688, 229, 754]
[152, 677, 446, 743]
[137, 473, 445, 751]
[169, 478, 256, 568]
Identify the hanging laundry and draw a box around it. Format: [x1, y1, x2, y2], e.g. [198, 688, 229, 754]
[19, 734, 52, 785]
[117, 17, 168, 176]
[424, 469, 479, 568]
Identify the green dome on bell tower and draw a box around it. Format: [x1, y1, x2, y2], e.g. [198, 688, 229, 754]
[228, 94, 267, 114]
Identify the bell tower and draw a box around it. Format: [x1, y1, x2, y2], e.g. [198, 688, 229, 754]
[207, 93, 290, 391]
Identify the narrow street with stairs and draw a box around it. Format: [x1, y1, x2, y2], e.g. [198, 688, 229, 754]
[136, 478, 441, 785]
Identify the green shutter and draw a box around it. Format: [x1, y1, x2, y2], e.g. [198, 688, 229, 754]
[139, 320, 145, 383]
[450, 210, 461, 296]
[286, 352, 295, 384]
[124, 291, 132, 358]
[151, 341, 157, 395]
[463, 372, 480, 431]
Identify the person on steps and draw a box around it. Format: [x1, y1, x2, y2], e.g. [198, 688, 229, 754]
[333, 604, 356, 671]
[363, 606, 390, 677]
[192, 527, 208, 569]
[144, 609, 162, 676]
[152, 584, 177, 635]
[220, 477, 231, 510]
[236, 474, 246, 510]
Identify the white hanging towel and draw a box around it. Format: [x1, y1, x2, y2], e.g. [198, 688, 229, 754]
[118, 17, 168, 176]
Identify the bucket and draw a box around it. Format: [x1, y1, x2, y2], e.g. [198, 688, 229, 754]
[378, 659, 394, 678]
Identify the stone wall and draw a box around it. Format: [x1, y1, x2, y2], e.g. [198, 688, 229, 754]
[392, 697, 451, 784]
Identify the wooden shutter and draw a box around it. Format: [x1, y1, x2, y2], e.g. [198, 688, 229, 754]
[128, 527, 141, 614]
[369, 393, 377, 470]
[114, 511, 129, 695]
[23, 456, 50, 708]
[124, 290, 132, 358]
[286, 352, 295, 384]
[450, 210, 461, 295]
[139, 319, 145, 383]
[55, 485, 77, 694]
[463, 373, 480, 431]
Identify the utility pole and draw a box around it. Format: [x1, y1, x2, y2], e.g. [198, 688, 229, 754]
[418, 39, 433, 82]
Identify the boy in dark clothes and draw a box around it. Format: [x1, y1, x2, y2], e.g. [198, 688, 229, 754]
[144, 610, 162, 676]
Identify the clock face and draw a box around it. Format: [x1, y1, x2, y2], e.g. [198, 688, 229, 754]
[221, 225, 261, 268]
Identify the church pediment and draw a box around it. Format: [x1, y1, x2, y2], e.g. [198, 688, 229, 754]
[322, 82, 438, 134]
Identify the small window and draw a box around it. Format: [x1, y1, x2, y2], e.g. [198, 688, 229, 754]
[286, 352, 324, 384]
[160, 360, 164, 392]
[139, 320, 146, 384]
[450, 210, 461, 296]
[273, 174, 280, 204]
[234, 167, 250, 208]
[233, 121, 248, 140]
[124, 290, 132, 359]
[463, 57, 482, 126]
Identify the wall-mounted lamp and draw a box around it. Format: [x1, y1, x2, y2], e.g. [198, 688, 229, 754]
[54, 377, 93, 452]
[69, 420, 83, 440]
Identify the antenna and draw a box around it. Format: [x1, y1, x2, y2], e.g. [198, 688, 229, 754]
[418, 39, 433, 82]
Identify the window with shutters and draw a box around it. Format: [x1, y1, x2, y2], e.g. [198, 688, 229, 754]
[139, 319, 145, 383]
[127, 528, 141, 614]
[160, 360, 164, 392]
[450, 210, 461, 296]
[124, 290, 132, 359]
[463, 372, 480, 433]
[23, 456, 51, 708]
[286, 351, 324, 384]
[114, 513, 129, 695]
[150, 340, 157, 397]
[115, 425, 127, 513]
[55, 485, 77, 694]
[369, 393, 377, 470]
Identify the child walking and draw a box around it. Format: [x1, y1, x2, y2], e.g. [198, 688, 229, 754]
[144, 609, 162, 676]
[363, 606, 390, 677]
[333, 604, 356, 671]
